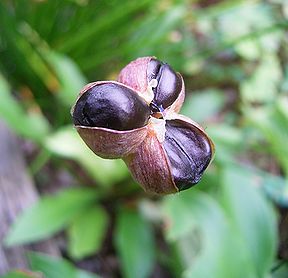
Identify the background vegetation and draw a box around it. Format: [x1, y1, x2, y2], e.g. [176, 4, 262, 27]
[0, 0, 288, 277]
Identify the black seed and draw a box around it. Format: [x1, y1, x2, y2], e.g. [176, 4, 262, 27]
[163, 120, 212, 191]
[147, 59, 162, 81]
[149, 101, 164, 113]
[147, 59, 182, 110]
[72, 83, 150, 131]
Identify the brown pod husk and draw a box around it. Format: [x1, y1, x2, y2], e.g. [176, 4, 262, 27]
[76, 125, 148, 159]
[124, 125, 178, 194]
[118, 56, 152, 95]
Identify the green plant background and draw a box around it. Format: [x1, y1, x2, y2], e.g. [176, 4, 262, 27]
[0, 0, 288, 277]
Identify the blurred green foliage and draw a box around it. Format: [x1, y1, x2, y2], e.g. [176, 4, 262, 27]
[0, 0, 288, 277]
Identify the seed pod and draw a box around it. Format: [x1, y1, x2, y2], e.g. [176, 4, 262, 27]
[72, 57, 215, 194]
[72, 81, 150, 159]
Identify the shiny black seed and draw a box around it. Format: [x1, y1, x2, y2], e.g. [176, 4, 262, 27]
[163, 120, 212, 191]
[147, 58, 182, 110]
[147, 59, 162, 81]
[72, 83, 150, 131]
[149, 101, 164, 113]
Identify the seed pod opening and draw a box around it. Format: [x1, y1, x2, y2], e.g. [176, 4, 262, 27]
[72, 82, 150, 131]
[117, 57, 185, 114]
[163, 119, 213, 191]
[147, 58, 182, 111]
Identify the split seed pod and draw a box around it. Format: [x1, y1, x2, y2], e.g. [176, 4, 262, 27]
[72, 57, 215, 194]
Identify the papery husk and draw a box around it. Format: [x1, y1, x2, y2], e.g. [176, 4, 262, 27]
[118, 56, 152, 95]
[124, 125, 178, 194]
[76, 125, 148, 159]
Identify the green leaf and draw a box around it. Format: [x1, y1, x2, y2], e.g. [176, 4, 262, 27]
[272, 261, 288, 278]
[218, 2, 275, 41]
[29, 252, 75, 278]
[0, 74, 50, 142]
[58, 0, 154, 53]
[244, 98, 288, 176]
[68, 205, 109, 259]
[43, 51, 87, 107]
[261, 171, 288, 207]
[220, 165, 278, 278]
[76, 270, 100, 278]
[115, 208, 155, 278]
[5, 187, 97, 246]
[206, 124, 244, 164]
[0, 16, 59, 93]
[240, 54, 281, 103]
[162, 170, 277, 278]
[45, 127, 129, 186]
[0, 271, 41, 278]
[163, 190, 251, 278]
[123, 5, 186, 57]
[28, 252, 101, 278]
[235, 38, 261, 60]
[181, 89, 225, 123]
[235, 30, 282, 59]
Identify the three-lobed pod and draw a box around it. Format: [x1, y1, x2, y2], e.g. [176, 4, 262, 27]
[72, 57, 215, 194]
